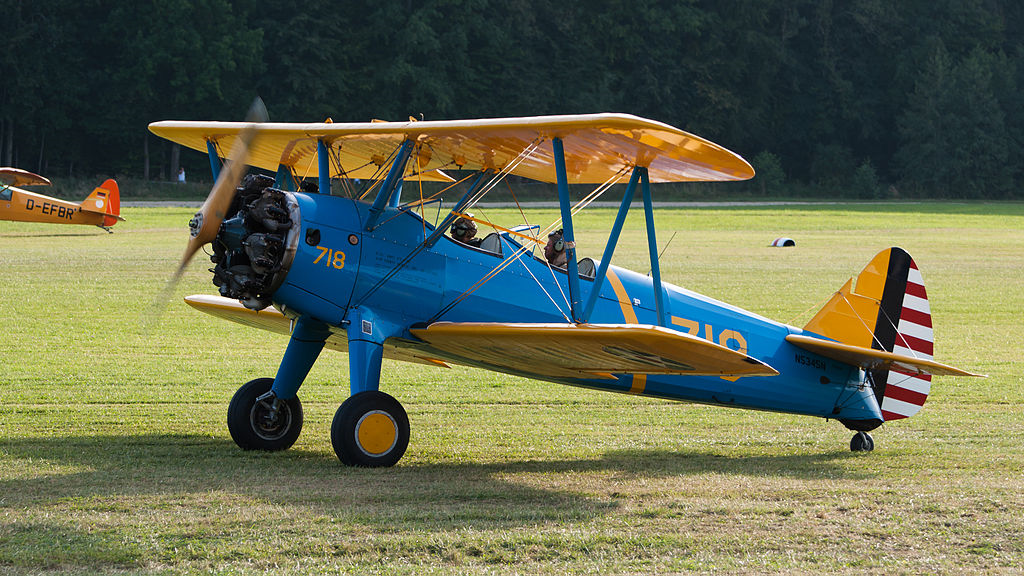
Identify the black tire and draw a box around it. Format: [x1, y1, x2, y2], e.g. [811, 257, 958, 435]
[850, 431, 875, 452]
[227, 377, 303, 451]
[331, 390, 409, 467]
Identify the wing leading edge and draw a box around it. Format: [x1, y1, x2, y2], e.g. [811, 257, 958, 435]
[411, 322, 778, 379]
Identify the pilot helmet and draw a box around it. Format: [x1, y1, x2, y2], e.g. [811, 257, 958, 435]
[548, 228, 564, 251]
[452, 216, 477, 239]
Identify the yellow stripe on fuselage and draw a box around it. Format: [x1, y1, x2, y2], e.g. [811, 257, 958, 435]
[605, 268, 646, 395]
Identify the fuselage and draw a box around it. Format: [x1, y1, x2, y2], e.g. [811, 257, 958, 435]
[265, 192, 881, 423]
[0, 185, 104, 226]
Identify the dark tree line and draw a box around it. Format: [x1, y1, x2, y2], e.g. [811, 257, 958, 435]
[1, 0, 1021, 198]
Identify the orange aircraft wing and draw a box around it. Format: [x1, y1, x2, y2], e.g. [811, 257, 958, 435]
[0, 167, 51, 187]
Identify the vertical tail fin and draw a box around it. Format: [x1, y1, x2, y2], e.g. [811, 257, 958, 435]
[803, 248, 934, 420]
[80, 179, 121, 227]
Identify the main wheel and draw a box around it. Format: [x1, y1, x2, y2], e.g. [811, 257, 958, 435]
[850, 431, 874, 452]
[227, 377, 303, 451]
[331, 390, 409, 467]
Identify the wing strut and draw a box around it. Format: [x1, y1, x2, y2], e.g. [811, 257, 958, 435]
[318, 139, 331, 195]
[365, 139, 414, 230]
[206, 139, 221, 180]
[576, 165, 667, 326]
[552, 137, 582, 322]
[583, 166, 642, 322]
[640, 167, 668, 327]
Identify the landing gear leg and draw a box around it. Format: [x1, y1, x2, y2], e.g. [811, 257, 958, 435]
[227, 316, 329, 453]
[850, 431, 875, 452]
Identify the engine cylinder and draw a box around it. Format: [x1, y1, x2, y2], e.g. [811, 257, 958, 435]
[210, 175, 300, 310]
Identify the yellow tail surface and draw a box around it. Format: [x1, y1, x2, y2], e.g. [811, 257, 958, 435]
[803, 247, 936, 421]
[80, 179, 121, 227]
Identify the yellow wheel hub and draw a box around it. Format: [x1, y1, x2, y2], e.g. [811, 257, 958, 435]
[356, 411, 397, 455]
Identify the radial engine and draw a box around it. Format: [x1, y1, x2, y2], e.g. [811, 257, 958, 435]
[209, 175, 300, 310]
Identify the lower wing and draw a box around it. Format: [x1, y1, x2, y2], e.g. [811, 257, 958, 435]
[411, 322, 778, 379]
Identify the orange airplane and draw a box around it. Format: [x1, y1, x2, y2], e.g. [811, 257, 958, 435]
[0, 167, 122, 231]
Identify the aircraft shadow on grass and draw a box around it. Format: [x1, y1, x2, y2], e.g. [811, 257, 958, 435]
[1, 434, 869, 533]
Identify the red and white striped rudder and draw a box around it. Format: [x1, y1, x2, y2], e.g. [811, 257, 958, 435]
[871, 250, 934, 420]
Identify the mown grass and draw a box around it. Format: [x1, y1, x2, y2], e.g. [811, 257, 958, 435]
[0, 202, 1021, 574]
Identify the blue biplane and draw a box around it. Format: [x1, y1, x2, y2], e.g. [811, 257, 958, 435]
[150, 102, 981, 467]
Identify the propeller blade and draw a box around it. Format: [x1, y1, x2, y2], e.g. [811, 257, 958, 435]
[177, 97, 268, 269]
[149, 97, 268, 324]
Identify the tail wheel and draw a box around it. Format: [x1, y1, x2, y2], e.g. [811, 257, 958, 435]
[331, 391, 409, 467]
[227, 378, 303, 451]
[850, 431, 875, 452]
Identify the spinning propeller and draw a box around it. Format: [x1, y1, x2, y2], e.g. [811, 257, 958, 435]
[153, 98, 268, 318]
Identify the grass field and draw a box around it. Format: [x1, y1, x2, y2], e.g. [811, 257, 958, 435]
[1, 202, 1022, 575]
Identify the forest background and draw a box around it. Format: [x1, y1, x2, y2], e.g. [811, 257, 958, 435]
[1, 0, 1021, 199]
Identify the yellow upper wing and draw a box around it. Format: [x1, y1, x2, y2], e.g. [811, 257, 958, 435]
[148, 113, 754, 185]
[411, 322, 778, 378]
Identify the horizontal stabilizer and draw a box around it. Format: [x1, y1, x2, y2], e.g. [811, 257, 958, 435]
[802, 247, 985, 421]
[786, 334, 983, 378]
[411, 322, 779, 379]
[184, 294, 449, 368]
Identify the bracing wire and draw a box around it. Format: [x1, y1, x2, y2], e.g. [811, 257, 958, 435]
[357, 140, 628, 324]
[461, 138, 544, 212]
[428, 240, 572, 324]
[297, 143, 319, 184]
[538, 165, 630, 238]
[327, 144, 355, 198]
[402, 172, 477, 210]
[875, 303, 927, 360]
[358, 146, 400, 200]
[836, 291, 889, 352]
[434, 164, 629, 322]
[350, 172, 481, 309]
[505, 178, 537, 247]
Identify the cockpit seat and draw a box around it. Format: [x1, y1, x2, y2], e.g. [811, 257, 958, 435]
[478, 232, 502, 256]
[577, 257, 596, 278]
